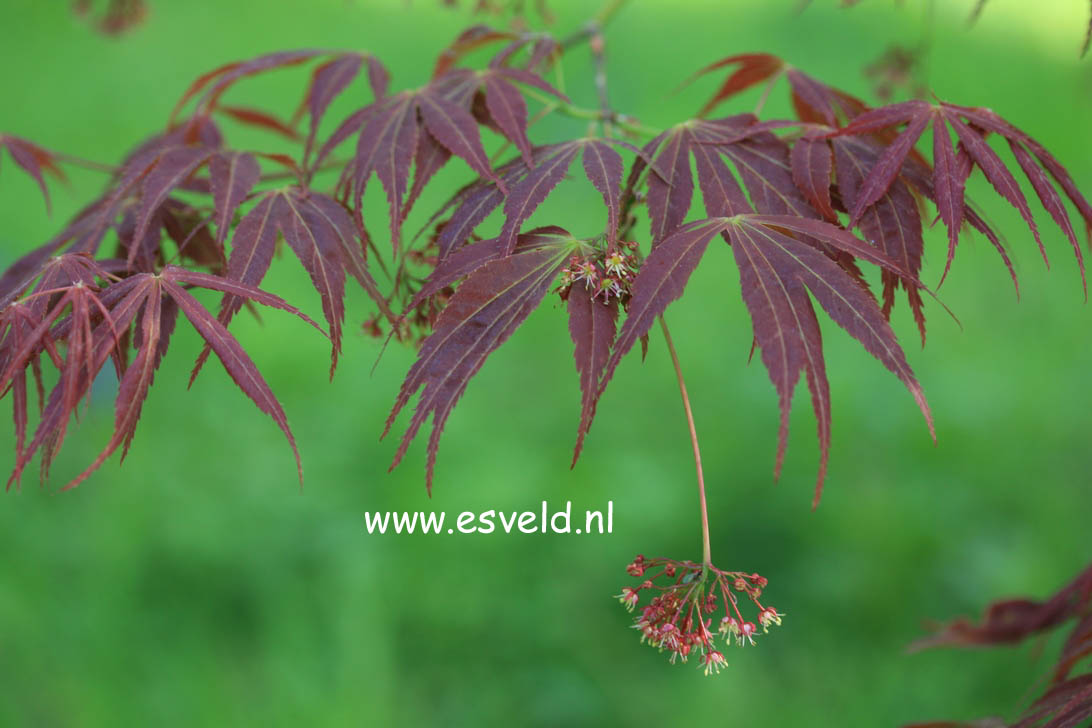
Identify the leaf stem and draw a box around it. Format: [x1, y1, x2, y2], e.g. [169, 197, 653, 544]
[751, 70, 783, 118]
[658, 315, 711, 568]
[520, 88, 657, 137]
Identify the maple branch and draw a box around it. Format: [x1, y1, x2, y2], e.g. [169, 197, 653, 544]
[258, 157, 344, 183]
[659, 315, 711, 568]
[589, 31, 613, 136]
[521, 87, 656, 136]
[558, 0, 630, 51]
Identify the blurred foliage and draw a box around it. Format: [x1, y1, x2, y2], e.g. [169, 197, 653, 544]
[0, 0, 1090, 725]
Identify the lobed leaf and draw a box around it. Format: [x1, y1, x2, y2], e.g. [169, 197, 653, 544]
[581, 140, 624, 247]
[0, 134, 68, 213]
[385, 235, 574, 493]
[566, 280, 617, 467]
[833, 101, 1089, 292]
[497, 142, 579, 254]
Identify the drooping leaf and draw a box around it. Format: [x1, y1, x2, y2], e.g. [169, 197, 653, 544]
[689, 134, 752, 218]
[830, 135, 927, 340]
[644, 127, 694, 245]
[404, 130, 453, 218]
[0, 134, 68, 212]
[684, 54, 866, 127]
[169, 49, 325, 125]
[405, 226, 570, 313]
[428, 144, 560, 258]
[786, 69, 868, 127]
[208, 151, 261, 245]
[911, 563, 1092, 652]
[199, 189, 376, 379]
[417, 88, 502, 187]
[681, 53, 785, 117]
[130, 145, 215, 260]
[566, 279, 617, 466]
[483, 73, 534, 165]
[729, 217, 932, 505]
[497, 142, 580, 254]
[345, 76, 517, 255]
[598, 218, 728, 399]
[301, 53, 365, 162]
[427, 140, 621, 261]
[162, 275, 304, 483]
[385, 234, 575, 493]
[214, 194, 281, 329]
[5, 274, 146, 488]
[351, 94, 420, 252]
[732, 221, 832, 499]
[71, 279, 164, 488]
[790, 135, 837, 223]
[32, 266, 321, 491]
[278, 191, 349, 375]
[832, 100, 1090, 292]
[581, 140, 624, 247]
[593, 214, 930, 506]
[433, 25, 516, 78]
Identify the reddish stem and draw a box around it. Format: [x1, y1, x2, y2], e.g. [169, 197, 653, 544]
[658, 316, 712, 568]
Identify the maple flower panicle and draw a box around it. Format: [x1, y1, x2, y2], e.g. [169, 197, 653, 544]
[618, 558, 779, 673]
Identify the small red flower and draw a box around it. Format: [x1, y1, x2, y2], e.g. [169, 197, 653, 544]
[701, 649, 727, 676]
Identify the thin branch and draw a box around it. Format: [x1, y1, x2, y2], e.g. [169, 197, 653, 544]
[520, 87, 657, 136]
[589, 31, 613, 136]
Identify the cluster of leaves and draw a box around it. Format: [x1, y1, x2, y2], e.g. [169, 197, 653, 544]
[906, 562, 1092, 728]
[3, 18, 1091, 505]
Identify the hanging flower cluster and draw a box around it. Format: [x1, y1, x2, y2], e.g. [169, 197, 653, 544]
[618, 555, 783, 675]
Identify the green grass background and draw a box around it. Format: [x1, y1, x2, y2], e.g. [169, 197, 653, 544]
[1, 0, 1091, 725]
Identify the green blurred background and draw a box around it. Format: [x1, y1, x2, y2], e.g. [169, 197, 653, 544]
[2, 0, 1091, 725]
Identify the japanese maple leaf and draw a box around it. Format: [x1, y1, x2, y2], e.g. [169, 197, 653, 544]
[594, 214, 934, 506]
[340, 62, 564, 254]
[830, 100, 1091, 292]
[0, 133, 68, 212]
[420, 138, 631, 262]
[1, 266, 322, 490]
[196, 187, 382, 379]
[384, 227, 581, 493]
